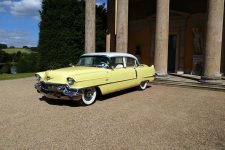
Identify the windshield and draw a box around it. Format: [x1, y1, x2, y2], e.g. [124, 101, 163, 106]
[77, 56, 110, 68]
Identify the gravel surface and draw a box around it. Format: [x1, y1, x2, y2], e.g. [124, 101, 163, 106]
[0, 78, 225, 149]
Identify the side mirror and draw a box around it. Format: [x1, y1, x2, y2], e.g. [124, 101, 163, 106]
[69, 63, 75, 67]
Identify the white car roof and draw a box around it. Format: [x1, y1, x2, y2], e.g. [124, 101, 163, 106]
[82, 52, 137, 60]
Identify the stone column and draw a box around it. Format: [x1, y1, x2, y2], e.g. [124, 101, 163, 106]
[116, 0, 129, 52]
[106, 0, 116, 52]
[106, 33, 111, 52]
[85, 0, 96, 53]
[154, 0, 170, 76]
[203, 0, 224, 79]
[221, 18, 225, 75]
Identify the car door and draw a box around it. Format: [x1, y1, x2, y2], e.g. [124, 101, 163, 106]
[108, 57, 137, 90]
[123, 57, 138, 85]
[99, 56, 141, 95]
[110, 57, 136, 83]
[109, 57, 128, 83]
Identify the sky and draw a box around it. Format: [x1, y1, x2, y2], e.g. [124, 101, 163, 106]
[0, 0, 106, 48]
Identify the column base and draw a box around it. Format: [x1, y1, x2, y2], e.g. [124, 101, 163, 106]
[201, 75, 222, 80]
[155, 72, 168, 77]
[177, 70, 184, 75]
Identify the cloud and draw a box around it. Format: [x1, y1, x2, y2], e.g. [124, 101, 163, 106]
[0, 0, 107, 20]
[0, 0, 13, 7]
[0, 7, 6, 13]
[96, 2, 102, 6]
[97, 0, 107, 4]
[0, 29, 37, 47]
[0, 0, 41, 20]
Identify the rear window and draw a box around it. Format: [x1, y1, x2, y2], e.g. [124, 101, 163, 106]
[111, 57, 124, 68]
[125, 57, 136, 67]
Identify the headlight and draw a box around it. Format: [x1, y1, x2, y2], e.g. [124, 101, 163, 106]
[67, 77, 75, 85]
[35, 74, 41, 81]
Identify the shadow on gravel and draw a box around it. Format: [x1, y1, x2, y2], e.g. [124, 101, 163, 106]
[39, 86, 151, 107]
[39, 97, 81, 107]
[98, 86, 151, 101]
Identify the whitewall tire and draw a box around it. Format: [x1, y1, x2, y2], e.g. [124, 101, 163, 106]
[81, 87, 97, 105]
[139, 81, 148, 90]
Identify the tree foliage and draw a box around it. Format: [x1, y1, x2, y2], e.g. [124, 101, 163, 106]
[96, 4, 107, 52]
[0, 43, 7, 49]
[16, 53, 39, 73]
[38, 0, 107, 70]
[38, 0, 85, 70]
[0, 50, 11, 63]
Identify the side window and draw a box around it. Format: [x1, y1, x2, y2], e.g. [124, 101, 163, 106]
[111, 57, 124, 69]
[125, 57, 136, 68]
[80, 57, 94, 66]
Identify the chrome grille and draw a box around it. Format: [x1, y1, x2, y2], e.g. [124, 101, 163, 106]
[42, 83, 66, 92]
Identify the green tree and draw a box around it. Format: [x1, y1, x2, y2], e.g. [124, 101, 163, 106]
[38, 0, 107, 70]
[0, 43, 7, 49]
[16, 53, 39, 73]
[96, 4, 107, 52]
[0, 50, 12, 63]
[38, 0, 85, 70]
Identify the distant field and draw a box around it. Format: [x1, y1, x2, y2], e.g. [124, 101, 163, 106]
[0, 73, 34, 81]
[2, 48, 34, 54]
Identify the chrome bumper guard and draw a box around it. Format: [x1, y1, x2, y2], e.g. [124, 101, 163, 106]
[34, 82, 82, 97]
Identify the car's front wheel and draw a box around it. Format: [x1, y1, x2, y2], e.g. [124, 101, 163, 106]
[80, 87, 97, 106]
[139, 81, 148, 90]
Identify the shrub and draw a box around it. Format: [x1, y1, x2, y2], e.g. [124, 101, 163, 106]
[0, 50, 13, 63]
[16, 53, 39, 73]
[0, 43, 7, 49]
[0, 63, 11, 74]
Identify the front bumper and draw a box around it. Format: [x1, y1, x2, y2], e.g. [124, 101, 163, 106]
[34, 82, 82, 98]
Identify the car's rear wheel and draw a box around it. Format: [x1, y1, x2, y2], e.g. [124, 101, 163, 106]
[80, 87, 97, 106]
[139, 81, 148, 90]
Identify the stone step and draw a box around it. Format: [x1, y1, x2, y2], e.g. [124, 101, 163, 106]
[156, 78, 225, 86]
[153, 80, 225, 91]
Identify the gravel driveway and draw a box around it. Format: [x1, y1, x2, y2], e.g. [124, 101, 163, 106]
[0, 78, 225, 149]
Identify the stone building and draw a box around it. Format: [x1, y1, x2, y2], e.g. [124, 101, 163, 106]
[85, 0, 225, 79]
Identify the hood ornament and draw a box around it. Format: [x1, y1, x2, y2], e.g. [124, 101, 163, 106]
[45, 70, 53, 80]
[47, 76, 53, 80]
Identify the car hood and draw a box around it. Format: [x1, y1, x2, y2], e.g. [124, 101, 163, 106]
[39, 66, 109, 84]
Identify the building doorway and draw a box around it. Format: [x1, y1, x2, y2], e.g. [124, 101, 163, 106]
[168, 35, 177, 73]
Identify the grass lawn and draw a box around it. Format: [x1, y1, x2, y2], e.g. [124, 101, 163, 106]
[2, 48, 33, 54]
[0, 73, 34, 81]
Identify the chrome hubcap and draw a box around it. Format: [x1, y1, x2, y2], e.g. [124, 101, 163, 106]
[140, 82, 147, 89]
[84, 88, 94, 101]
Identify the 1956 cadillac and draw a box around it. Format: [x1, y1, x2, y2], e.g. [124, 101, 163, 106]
[35, 52, 155, 105]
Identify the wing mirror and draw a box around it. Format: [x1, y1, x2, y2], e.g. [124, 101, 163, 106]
[69, 63, 75, 67]
[110, 66, 115, 70]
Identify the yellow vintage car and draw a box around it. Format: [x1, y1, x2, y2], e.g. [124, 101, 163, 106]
[35, 52, 155, 105]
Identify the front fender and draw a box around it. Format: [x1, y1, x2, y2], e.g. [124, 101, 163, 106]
[70, 70, 110, 89]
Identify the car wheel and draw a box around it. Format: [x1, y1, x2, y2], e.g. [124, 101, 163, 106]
[139, 81, 148, 90]
[80, 87, 97, 106]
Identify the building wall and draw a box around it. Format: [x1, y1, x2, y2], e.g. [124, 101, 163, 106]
[107, 0, 224, 75]
[128, 30, 151, 65]
[184, 21, 195, 73]
[128, 13, 208, 74]
[184, 14, 206, 74]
